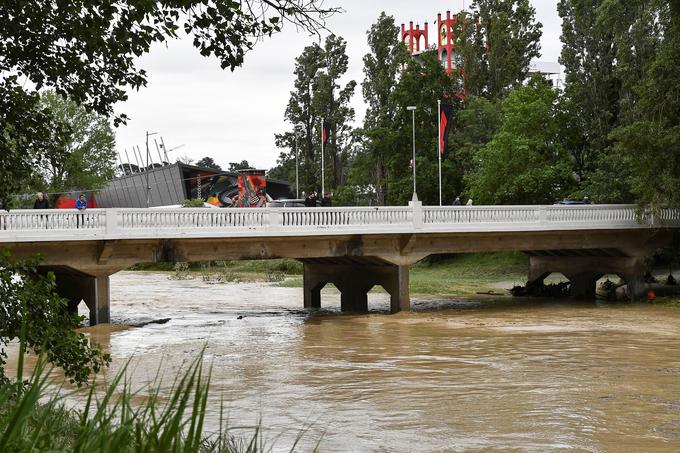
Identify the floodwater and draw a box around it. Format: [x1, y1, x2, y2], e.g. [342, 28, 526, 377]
[12, 271, 680, 451]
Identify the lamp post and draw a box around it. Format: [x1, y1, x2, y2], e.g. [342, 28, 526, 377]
[145, 131, 158, 207]
[294, 123, 304, 199]
[407, 106, 417, 200]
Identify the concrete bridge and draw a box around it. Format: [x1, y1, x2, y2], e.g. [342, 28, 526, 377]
[1, 202, 679, 325]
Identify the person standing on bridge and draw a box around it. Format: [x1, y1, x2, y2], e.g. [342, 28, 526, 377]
[305, 191, 318, 207]
[466, 198, 473, 206]
[33, 191, 50, 229]
[33, 192, 49, 209]
[76, 193, 87, 228]
[453, 197, 461, 206]
[321, 192, 332, 207]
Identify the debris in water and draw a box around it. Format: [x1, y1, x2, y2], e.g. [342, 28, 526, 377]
[130, 318, 171, 328]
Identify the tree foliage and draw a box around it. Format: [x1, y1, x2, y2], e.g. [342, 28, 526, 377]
[35, 91, 117, 195]
[359, 12, 410, 205]
[274, 35, 356, 194]
[461, 0, 543, 99]
[228, 160, 252, 172]
[468, 77, 573, 204]
[0, 0, 338, 200]
[0, 251, 110, 385]
[610, 1, 680, 209]
[195, 156, 222, 170]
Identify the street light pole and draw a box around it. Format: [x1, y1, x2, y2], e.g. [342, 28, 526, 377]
[407, 106, 417, 199]
[145, 131, 158, 207]
[294, 123, 303, 199]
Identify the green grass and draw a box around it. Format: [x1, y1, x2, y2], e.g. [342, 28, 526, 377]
[131, 253, 528, 296]
[409, 252, 528, 295]
[130, 259, 302, 276]
[277, 253, 528, 296]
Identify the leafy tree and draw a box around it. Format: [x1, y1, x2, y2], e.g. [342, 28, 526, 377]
[0, 82, 70, 206]
[610, 2, 680, 209]
[359, 12, 410, 205]
[557, 0, 622, 198]
[195, 156, 222, 170]
[312, 35, 357, 189]
[274, 44, 325, 193]
[388, 51, 462, 205]
[448, 95, 501, 199]
[0, 251, 110, 385]
[274, 36, 356, 194]
[557, 0, 669, 202]
[0, 0, 338, 200]
[459, 0, 543, 99]
[467, 77, 574, 204]
[228, 160, 252, 172]
[31, 91, 117, 195]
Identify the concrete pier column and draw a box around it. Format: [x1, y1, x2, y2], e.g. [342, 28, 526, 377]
[383, 265, 410, 314]
[622, 257, 647, 301]
[624, 274, 647, 301]
[340, 288, 369, 313]
[47, 268, 111, 326]
[566, 272, 602, 300]
[301, 260, 411, 314]
[89, 274, 111, 325]
[303, 265, 322, 309]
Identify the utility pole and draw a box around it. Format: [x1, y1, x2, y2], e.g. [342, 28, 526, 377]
[145, 131, 158, 207]
[407, 106, 417, 200]
[294, 123, 304, 199]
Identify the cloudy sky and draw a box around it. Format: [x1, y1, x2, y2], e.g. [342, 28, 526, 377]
[114, 0, 562, 170]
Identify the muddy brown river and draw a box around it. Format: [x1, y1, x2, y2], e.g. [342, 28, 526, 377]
[10, 271, 680, 451]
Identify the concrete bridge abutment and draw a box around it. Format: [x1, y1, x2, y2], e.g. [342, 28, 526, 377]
[302, 260, 410, 313]
[42, 267, 113, 326]
[527, 253, 648, 300]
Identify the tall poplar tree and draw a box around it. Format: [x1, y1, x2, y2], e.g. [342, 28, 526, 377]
[274, 36, 355, 195]
[359, 12, 409, 205]
[610, 1, 680, 209]
[459, 0, 543, 100]
[557, 0, 622, 199]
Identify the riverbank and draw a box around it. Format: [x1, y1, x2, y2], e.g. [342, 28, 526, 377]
[131, 252, 530, 296]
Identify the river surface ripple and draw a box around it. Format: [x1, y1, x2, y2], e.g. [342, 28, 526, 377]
[40, 272, 680, 451]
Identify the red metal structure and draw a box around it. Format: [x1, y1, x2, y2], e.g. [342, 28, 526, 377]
[401, 21, 429, 55]
[402, 9, 470, 100]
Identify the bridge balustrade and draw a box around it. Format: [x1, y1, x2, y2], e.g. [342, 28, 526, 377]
[1, 204, 678, 243]
[0, 209, 106, 231]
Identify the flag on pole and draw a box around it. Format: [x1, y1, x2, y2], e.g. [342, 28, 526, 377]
[439, 103, 454, 157]
[322, 120, 331, 145]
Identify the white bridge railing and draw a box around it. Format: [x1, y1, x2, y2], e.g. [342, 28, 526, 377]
[0, 204, 678, 242]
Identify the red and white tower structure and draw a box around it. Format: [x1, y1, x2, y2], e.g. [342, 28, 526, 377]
[437, 11, 467, 99]
[401, 21, 429, 55]
[401, 9, 471, 100]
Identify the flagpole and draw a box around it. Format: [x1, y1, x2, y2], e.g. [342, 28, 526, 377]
[320, 117, 325, 197]
[438, 100, 442, 206]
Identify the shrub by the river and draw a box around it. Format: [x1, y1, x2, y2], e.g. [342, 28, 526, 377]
[0, 250, 110, 386]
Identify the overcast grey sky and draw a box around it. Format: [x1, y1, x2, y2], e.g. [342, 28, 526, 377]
[114, 1, 561, 170]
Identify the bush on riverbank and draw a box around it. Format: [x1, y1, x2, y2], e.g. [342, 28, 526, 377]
[130, 259, 303, 276]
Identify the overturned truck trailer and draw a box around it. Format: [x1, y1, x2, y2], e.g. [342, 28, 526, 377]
[95, 163, 292, 208]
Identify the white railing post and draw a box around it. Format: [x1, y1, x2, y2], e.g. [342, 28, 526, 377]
[105, 209, 119, 236]
[267, 207, 281, 231]
[409, 200, 423, 229]
[539, 206, 547, 226]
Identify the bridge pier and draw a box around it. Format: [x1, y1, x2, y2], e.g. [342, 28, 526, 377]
[45, 267, 111, 326]
[527, 254, 647, 301]
[302, 260, 410, 313]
